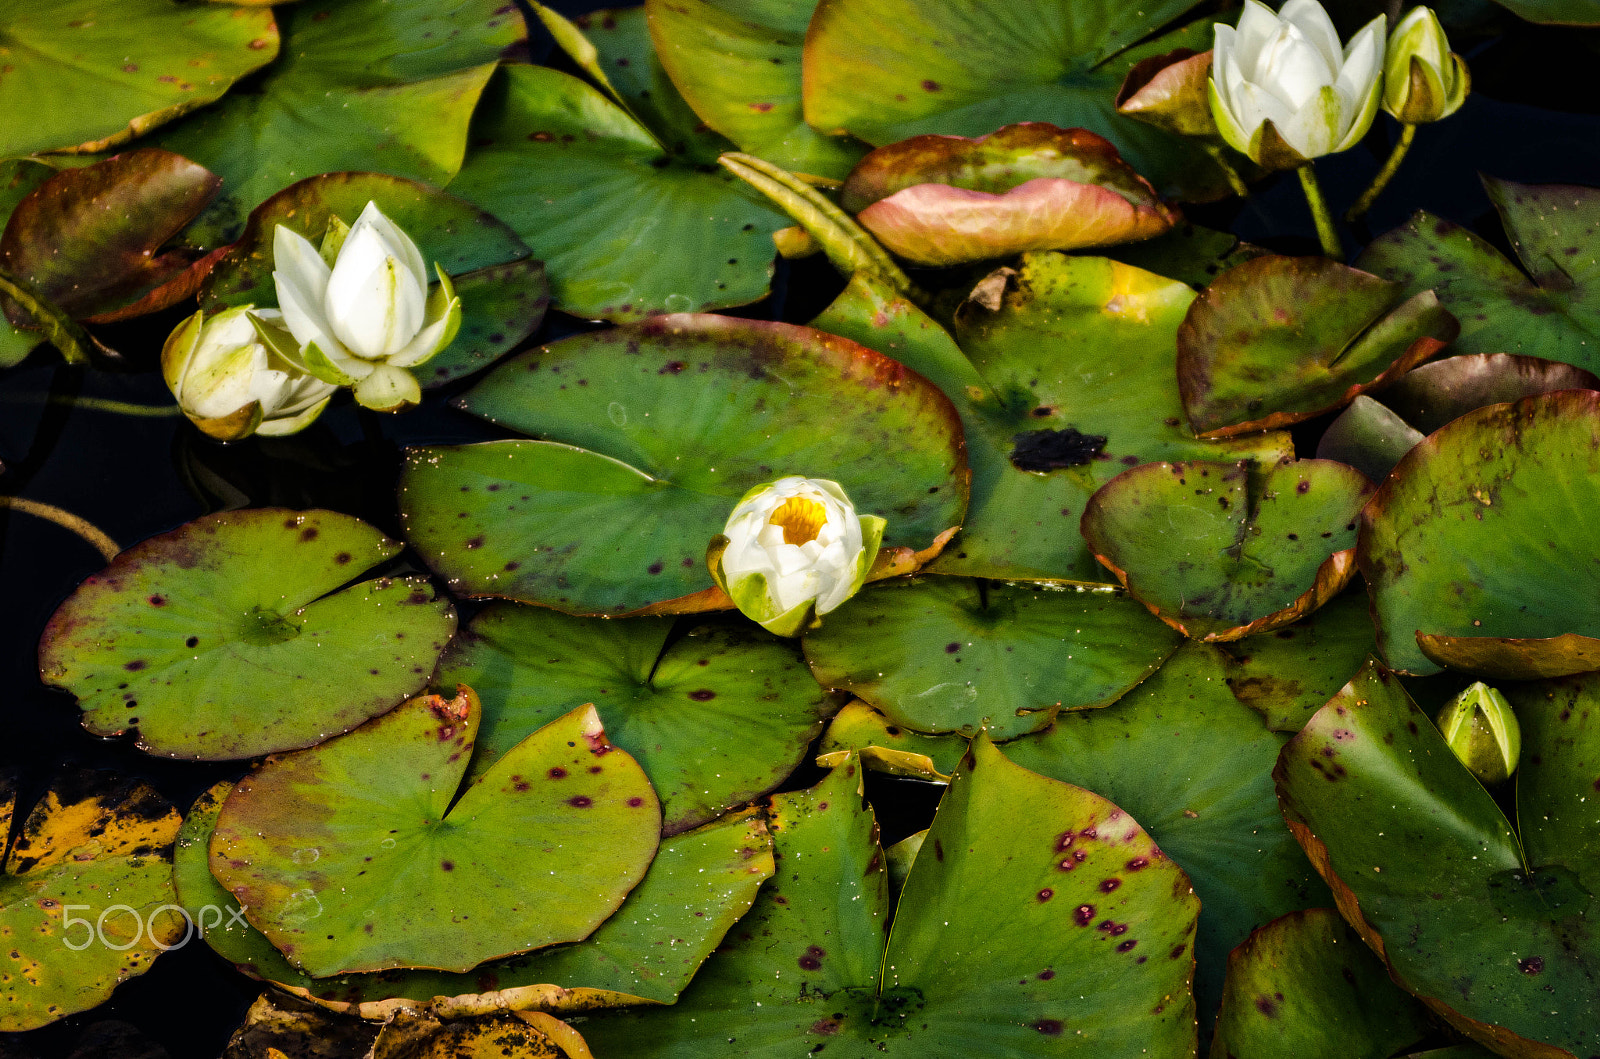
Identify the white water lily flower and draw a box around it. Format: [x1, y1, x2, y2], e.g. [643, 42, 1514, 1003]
[162, 306, 336, 441]
[269, 201, 460, 413]
[1209, 0, 1385, 167]
[1383, 6, 1468, 124]
[708, 477, 886, 637]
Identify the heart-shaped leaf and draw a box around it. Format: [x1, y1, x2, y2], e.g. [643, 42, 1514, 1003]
[154, 0, 522, 243]
[0, 0, 278, 156]
[1359, 389, 1600, 676]
[197, 171, 543, 388]
[1210, 908, 1433, 1058]
[1176, 255, 1458, 438]
[802, 576, 1181, 738]
[436, 604, 834, 834]
[1082, 459, 1372, 641]
[38, 508, 457, 760]
[1276, 662, 1600, 1055]
[0, 772, 182, 1031]
[400, 313, 967, 614]
[447, 64, 784, 322]
[211, 690, 661, 977]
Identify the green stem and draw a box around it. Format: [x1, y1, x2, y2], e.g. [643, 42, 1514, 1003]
[1202, 142, 1251, 199]
[1345, 123, 1416, 222]
[1297, 163, 1344, 260]
[0, 392, 180, 416]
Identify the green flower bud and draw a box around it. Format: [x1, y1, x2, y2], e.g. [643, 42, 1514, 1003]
[1436, 682, 1520, 785]
[1383, 7, 1470, 124]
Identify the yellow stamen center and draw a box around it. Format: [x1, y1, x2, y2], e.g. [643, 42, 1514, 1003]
[768, 497, 827, 546]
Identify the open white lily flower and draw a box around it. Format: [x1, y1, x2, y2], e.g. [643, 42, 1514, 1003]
[1209, 0, 1385, 167]
[708, 477, 885, 637]
[162, 306, 336, 441]
[268, 201, 460, 413]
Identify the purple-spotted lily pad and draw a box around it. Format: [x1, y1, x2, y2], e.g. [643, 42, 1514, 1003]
[0, 771, 183, 1031]
[1082, 459, 1372, 641]
[1359, 389, 1600, 676]
[211, 690, 661, 978]
[177, 781, 770, 1015]
[803, 1, 1235, 201]
[1276, 662, 1600, 1055]
[1176, 256, 1458, 438]
[1356, 179, 1600, 376]
[802, 576, 1181, 738]
[1210, 909, 1433, 1058]
[400, 313, 967, 615]
[38, 508, 457, 760]
[0, 150, 221, 327]
[581, 745, 1202, 1056]
[436, 604, 834, 834]
[838, 123, 1176, 266]
[198, 171, 545, 388]
[0, 0, 278, 156]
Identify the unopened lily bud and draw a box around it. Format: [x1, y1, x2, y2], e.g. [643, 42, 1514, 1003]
[1383, 6, 1469, 124]
[161, 306, 336, 441]
[708, 476, 885, 637]
[1436, 681, 1520, 785]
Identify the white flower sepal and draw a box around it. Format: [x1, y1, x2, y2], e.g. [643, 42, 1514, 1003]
[1208, 0, 1385, 169]
[265, 200, 461, 413]
[708, 477, 886, 637]
[161, 306, 336, 441]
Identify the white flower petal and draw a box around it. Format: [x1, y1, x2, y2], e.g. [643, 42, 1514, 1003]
[1233, 0, 1283, 79]
[1257, 27, 1336, 110]
[354, 200, 428, 294]
[272, 225, 340, 353]
[1279, 0, 1343, 72]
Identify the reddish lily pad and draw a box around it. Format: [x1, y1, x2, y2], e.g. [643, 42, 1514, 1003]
[1378, 353, 1599, 435]
[1081, 459, 1372, 641]
[0, 772, 183, 1031]
[838, 123, 1176, 266]
[1176, 255, 1458, 438]
[0, 150, 220, 326]
[1358, 389, 1600, 675]
[212, 691, 661, 978]
[1210, 909, 1433, 1058]
[401, 313, 967, 614]
[38, 508, 457, 760]
[1115, 48, 1216, 139]
[801, 576, 1181, 738]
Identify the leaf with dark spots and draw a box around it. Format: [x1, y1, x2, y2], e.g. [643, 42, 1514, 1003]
[1010, 427, 1108, 471]
[1220, 590, 1376, 732]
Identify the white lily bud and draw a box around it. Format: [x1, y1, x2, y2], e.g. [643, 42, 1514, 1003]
[708, 477, 885, 637]
[161, 306, 336, 442]
[1383, 6, 1469, 124]
[1209, 0, 1385, 168]
[271, 200, 461, 412]
[1436, 682, 1521, 785]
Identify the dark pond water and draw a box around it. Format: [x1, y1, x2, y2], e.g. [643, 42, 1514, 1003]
[3, 3, 1599, 1055]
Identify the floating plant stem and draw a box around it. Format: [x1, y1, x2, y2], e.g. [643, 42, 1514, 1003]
[1296, 163, 1344, 260]
[0, 496, 119, 561]
[1346, 123, 1417, 221]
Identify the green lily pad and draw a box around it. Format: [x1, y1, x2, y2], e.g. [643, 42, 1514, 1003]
[0, 160, 60, 368]
[802, 577, 1182, 738]
[582, 742, 1202, 1055]
[212, 691, 661, 978]
[177, 782, 771, 1014]
[644, 0, 867, 178]
[0, 149, 220, 326]
[1275, 662, 1600, 1055]
[1081, 458, 1372, 641]
[447, 64, 784, 322]
[1356, 181, 1600, 376]
[1006, 642, 1331, 1031]
[435, 604, 834, 834]
[813, 255, 1292, 582]
[1378, 353, 1599, 435]
[38, 508, 457, 760]
[154, 0, 522, 243]
[1359, 389, 1600, 676]
[1176, 255, 1458, 438]
[803, 5, 1232, 201]
[1488, 0, 1600, 23]
[0, 0, 279, 157]
[1314, 396, 1426, 484]
[1101, 221, 1266, 291]
[1220, 589, 1378, 733]
[1210, 908, 1433, 1059]
[815, 699, 967, 781]
[0, 771, 183, 1031]
[401, 313, 967, 614]
[196, 171, 542, 389]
